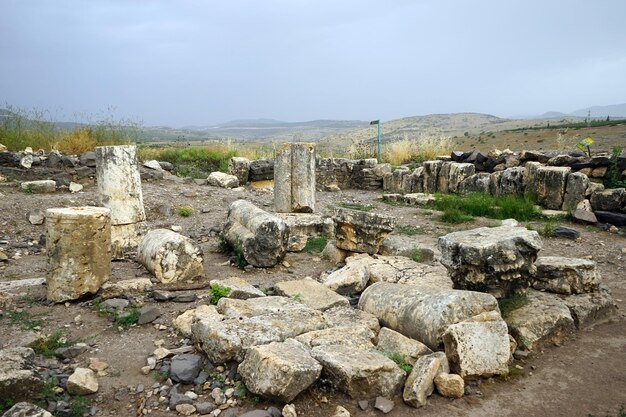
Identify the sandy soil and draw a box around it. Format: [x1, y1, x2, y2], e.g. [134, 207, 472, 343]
[1, 178, 625, 417]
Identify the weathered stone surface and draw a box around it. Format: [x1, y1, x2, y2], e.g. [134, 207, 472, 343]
[296, 326, 375, 350]
[403, 352, 449, 408]
[458, 173, 491, 194]
[274, 279, 349, 311]
[46, 207, 111, 302]
[535, 166, 571, 210]
[520, 150, 550, 163]
[448, 163, 475, 193]
[228, 157, 251, 185]
[311, 345, 405, 399]
[571, 199, 598, 224]
[505, 290, 575, 351]
[367, 256, 453, 290]
[436, 162, 452, 194]
[382, 193, 435, 206]
[434, 373, 464, 398]
[563, 172, 590, 211]
[374, 397, 395, 414]
[223, 200, 288, 267]
[439, 226, 542, 297]
[379, 235, 439, 263]
[322, 253, 371, 295]
[321, 239, 348, 264]
[532, 256, 600, 295]
[143, 160, 163, 171]
[563, 285, 616, 329]
[274, 143, 316, 213]
[323, 306, 381, 334]
[333, 208, 395, 254]
[551, 226, 580, 239]
[20, 180, 56, 193]
[277, 213, 333, 252]
[28, 209, 45, 225]
[383, 168, 409, 194]
[376, 327, 432, 365]
[238, 339, 322, 402]
[443, 320, 510, 378]
[249, 159, 274, 181]
[170, 354, 204, 384]
[193, 299, 326, 363]
[359, 282, 500, 350]
[67, 368, 98, 395]
[95, 145, 146, 257]
[137, 229, 203, 284]
[499, 167, 525, 196]
[1, 402, 53, 417]
[98, 278, 154, 300]
[137, 305, 161, 324]
[0, 348, 44, 404]
[422, 160, 443, 194]
[590, 188, 626, 212]
[208, 172, 239, 189]
[173, 305, 219, 337]
[595, 210, 626, 226]
[210, 277, 265, 299]
[68, 181, 83, 193]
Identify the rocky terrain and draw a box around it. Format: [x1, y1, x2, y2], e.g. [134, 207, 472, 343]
[1, 148, 626, 417]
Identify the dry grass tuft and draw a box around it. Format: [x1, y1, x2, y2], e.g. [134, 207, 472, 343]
[383, 133, 453, 165]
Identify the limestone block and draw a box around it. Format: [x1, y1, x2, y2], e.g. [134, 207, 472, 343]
[422, 160, 443, 193]
[436, 162, 452, 194]
[323, 305, 381, 334]
[434, 373, 464, 398]
[67, 368, 98, 395]
[358, 282, 501, 350]
[403, 352, 449, 408]
[95, 145, 145, 225]
[523, 161, 541, 193]
[217, 295, 302, 318]
[228, 157, 251, 184]
[277, 213, 334, 252]
[46, 207, 111, 303]
[137, 229, 204, 284]
[379, 235, 440, 263]
[296, 326, 375, 350]
[505, 290, 575, 351]
[274, 143, 316, 213]
[439, 226, 542, 297]
[499, 167, 525, 196]
[563, 172, 590, 211]
[383, 168, 410, 194]
[321, 239, 348, 264]
[562, 285, 616, 329]
[322, 253, 371, 295]
[532, 256, 601, 295]
[571, 199, 598, 224]
[20, 180, 56, 193]
[458, 173, 491, 194]
[367, 255, 453, 290]
[2, 402, 53, 417]
[411, 166, 424, 193]
[311, 345, 405, 399]
[448, 163, 475, 193]
[223, 200, 288, 267]
[238, 339, 322, 402]
[376, 327, 432, 365]
[590, 187, 626, 212]
[249, 159, 274, 181]
[173, 305, 219, 337]
[209, 277, 265, 299]
[443, 320, 510, 378]
[274, 279, 349, 311]
[0, 348, 44, 404]
[535, 166, 571, 209]
[98, 278, 153, 300]
[208, 172, 239, 188]
[333, 208, 395, 254]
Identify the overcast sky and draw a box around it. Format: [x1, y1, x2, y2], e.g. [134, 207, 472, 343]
[2, 0, 625, 126]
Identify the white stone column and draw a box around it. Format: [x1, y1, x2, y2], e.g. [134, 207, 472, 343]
[46, 207, 111, 302]
[95, 145, 147, 258]
[274, 143, 315, 213]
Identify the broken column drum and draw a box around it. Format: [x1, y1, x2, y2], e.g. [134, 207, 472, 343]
[274, 143, 316, 213]
[46, 207, 111, 303]
[137, 229, 204, 284]
[95, 145, 147, 258]
[333, 208, 396, 255]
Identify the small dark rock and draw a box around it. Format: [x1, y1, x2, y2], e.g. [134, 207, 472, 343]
[195, 402, 216, 415]
[169, 392, 193, 408]
[374, 397, 394, 414]
[173, 293, 197, 303]
[240, 410, 272, 417]
[170, 354, 204, 384]
[267, 406, 282, 417]
[137, 305, 161, 325]
[194, 370, 209, 386]
[552, 226, 580, 240]
[114, 387, 129, 401]
[358, 400, 370, 410]
[153, 290, 174, 301]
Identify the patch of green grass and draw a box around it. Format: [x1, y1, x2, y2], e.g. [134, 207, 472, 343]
[379, 351, 413, 374]
[20, 184, 33, 194]
[31, 330, 72, 357]
[5, 310, 44, 330]
[498, 292, 528, 319]
[337, 202, 375, 212]
[409, 249, 422, 263]
[138, 145, 237, 174]
[68, 396, 90, 417]
[210, 283, 231, 305]
[175, 205, 193, 217]
[440, 208, 474, 224]
[303, 235, 328, 253]
[381, 198, 409, 207]
[115, 309, 140, 329]
[433, 193, 543, 222]
[292, 293, 303, 302]
[153, 370, 171, 382]
[233, 381, 249, 400]
[395, 225, 425, 236]
[0, 398, 15, 413]
[216, 238, 248, 269]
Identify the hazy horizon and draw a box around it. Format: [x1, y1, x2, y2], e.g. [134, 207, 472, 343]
[2, 1, 626, 127]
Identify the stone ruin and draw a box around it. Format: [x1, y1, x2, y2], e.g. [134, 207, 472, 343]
[0, 142, 621, 415]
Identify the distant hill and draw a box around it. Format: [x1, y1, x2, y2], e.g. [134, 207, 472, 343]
[570, 103, 626, 118]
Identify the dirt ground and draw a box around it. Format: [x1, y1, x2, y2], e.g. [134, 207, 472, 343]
[1, 177, 625, 417]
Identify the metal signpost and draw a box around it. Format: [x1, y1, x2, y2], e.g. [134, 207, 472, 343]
[370, 119, 380, 162]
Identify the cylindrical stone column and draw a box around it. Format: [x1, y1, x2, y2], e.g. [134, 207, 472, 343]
[46, 207, 111, 303]
[274, 144, 293, 213]
[137, 229, 204, 284]
[274, 143, 315, 213]
[95, 145, 147, 258]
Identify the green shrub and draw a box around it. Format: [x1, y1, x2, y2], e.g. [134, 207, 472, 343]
[175, 205, 193, 217]
[210, 283, 231, 305]
[138, 145, 237, 175]
[379, 351, 413, 373]
[4, 310, 43, 330]
[433, 193, 542, 221]
[409, 249, 422, 263]
[440, 208, 474, 224]
[303, 235, 328, 253]
[605, 147, 626, 189]
[31, 330, 71, 357]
